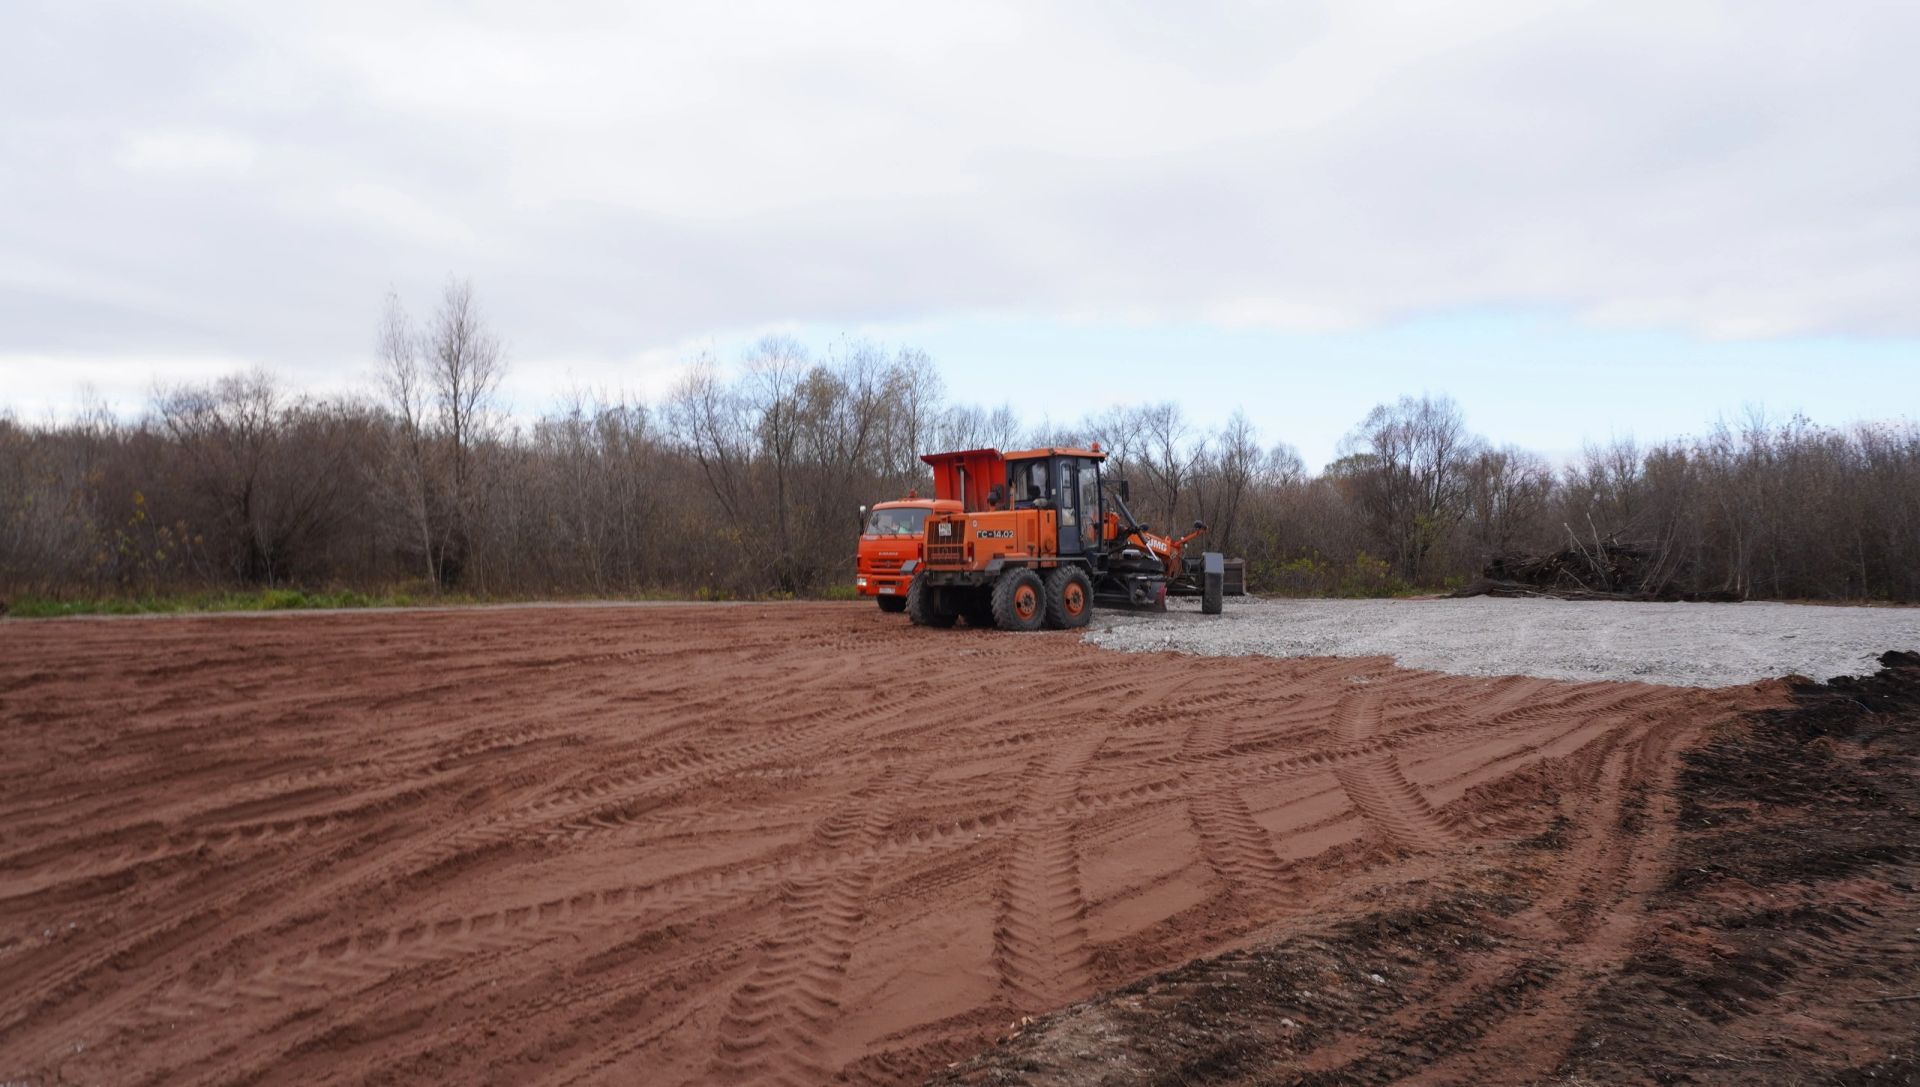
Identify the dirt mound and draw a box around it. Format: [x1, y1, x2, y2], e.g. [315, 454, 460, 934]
[933, 651, 1920, 1085]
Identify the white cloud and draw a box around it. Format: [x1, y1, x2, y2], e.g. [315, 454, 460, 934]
[332, 181, 481, 249]
[117, 128, 258, 177]
[3, 0, 1918, 402]
[0, 352, 259, 422]
[497, 343, 702, 416]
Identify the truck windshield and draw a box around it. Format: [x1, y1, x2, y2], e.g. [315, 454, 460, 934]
[865, 508, 930, 536]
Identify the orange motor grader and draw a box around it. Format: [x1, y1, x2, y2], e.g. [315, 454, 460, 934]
[899, 445, 1225, 631]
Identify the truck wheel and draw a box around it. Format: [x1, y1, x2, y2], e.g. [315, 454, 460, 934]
[905, 573, 957, 628]
[876, 594, 907, 613]
[1043, 567, 1093, 629]
[1202, 572, 1223, 615]
[991, 570, 1046, 632]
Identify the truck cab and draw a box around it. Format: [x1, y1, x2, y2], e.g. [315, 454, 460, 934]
[856, 494, 961, 611]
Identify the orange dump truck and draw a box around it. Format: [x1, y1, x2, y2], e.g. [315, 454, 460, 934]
[855, 494, 962, 612]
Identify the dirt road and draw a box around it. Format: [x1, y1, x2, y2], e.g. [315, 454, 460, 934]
[0, 604, 1774, 1085]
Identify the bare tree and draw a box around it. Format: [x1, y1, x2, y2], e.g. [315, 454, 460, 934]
[881, 347, 942, 487]
[1462, 445, 1554, 561]
[1209, 410, 1262, 554]
[153, 369, 280, 582]
[1339, 394, 1482, 581]
[426, 281, 506, 485]
[742, 336, 809, 591]
[151, 368, 366, 586]
[374, 291, 443, 586]
[1136, 402, 1197, 530]
[368, 280, 508, 588]
[1083, 405, 1143, 475]
[1262, 442, 1305, 486]
[934, 401, 1022, 457]
[424, 279, 507, 583]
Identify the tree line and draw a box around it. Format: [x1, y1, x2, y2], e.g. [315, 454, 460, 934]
[4, 282, 1918, 603]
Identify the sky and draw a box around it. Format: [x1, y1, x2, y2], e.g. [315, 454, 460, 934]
[3, 1, 1917, 468]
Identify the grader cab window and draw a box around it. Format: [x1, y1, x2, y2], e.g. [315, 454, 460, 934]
[1013, 461, 1049, 506]
[1079, 463, 1100, 547]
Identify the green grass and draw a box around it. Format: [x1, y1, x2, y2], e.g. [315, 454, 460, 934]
[2, 585, 884, 618]
[6, 588, 428, 618]
[1249, 553, 1416, 599]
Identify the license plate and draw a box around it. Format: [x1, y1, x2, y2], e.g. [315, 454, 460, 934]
[879, 586, 896, 595]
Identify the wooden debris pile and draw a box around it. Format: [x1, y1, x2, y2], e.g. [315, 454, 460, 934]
[1455, 537, 1740, 602]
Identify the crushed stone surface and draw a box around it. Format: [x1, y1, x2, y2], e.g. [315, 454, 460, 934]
[1084, 596, 1920, 687]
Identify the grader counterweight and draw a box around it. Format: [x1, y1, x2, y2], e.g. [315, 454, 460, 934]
[899, 445, 1226, 631]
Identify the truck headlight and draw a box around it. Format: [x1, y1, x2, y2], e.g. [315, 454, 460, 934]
[856, 576, 867, 587]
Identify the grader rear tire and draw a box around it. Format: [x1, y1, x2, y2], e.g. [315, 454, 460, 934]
[1043, 567, 1093, 630]
[990, 570, 1046, 632]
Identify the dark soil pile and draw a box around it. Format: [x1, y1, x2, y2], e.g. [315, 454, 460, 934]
[928, 652, 1920, 1086]
[1559, 649, 1920, 1085]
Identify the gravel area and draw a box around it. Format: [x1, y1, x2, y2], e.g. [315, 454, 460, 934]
[1084, 596, 1920, 687]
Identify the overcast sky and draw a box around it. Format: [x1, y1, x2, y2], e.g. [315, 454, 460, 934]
[3, 1, 1917, 466]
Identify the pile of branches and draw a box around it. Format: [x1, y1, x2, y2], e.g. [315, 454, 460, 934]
[1455, 532, 1740, 603]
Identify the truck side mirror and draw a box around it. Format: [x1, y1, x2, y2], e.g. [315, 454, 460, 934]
[1194, 520, 1207, 531]
[1117, 480, 1130, 500]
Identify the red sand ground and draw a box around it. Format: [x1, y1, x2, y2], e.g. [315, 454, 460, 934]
[0, 604, 1775, 1085]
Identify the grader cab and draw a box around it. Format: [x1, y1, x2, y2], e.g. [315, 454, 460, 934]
[899, 445, 1226, 631]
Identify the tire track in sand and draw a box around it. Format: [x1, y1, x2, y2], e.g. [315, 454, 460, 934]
[707, 765, 925, 1086]
[133, 692, 950, 1027]
[1182, 714, 1300, 902]
[407, 684, 916, 872]
[0, 716, 566, 897]
[138, 716, 1463, 1032]
[1383, 720, 1685, 1086]
[993, 735, 1104, 1009]
[1330, 690, 1464, 851]
[1294, 715, 1693, 1086]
